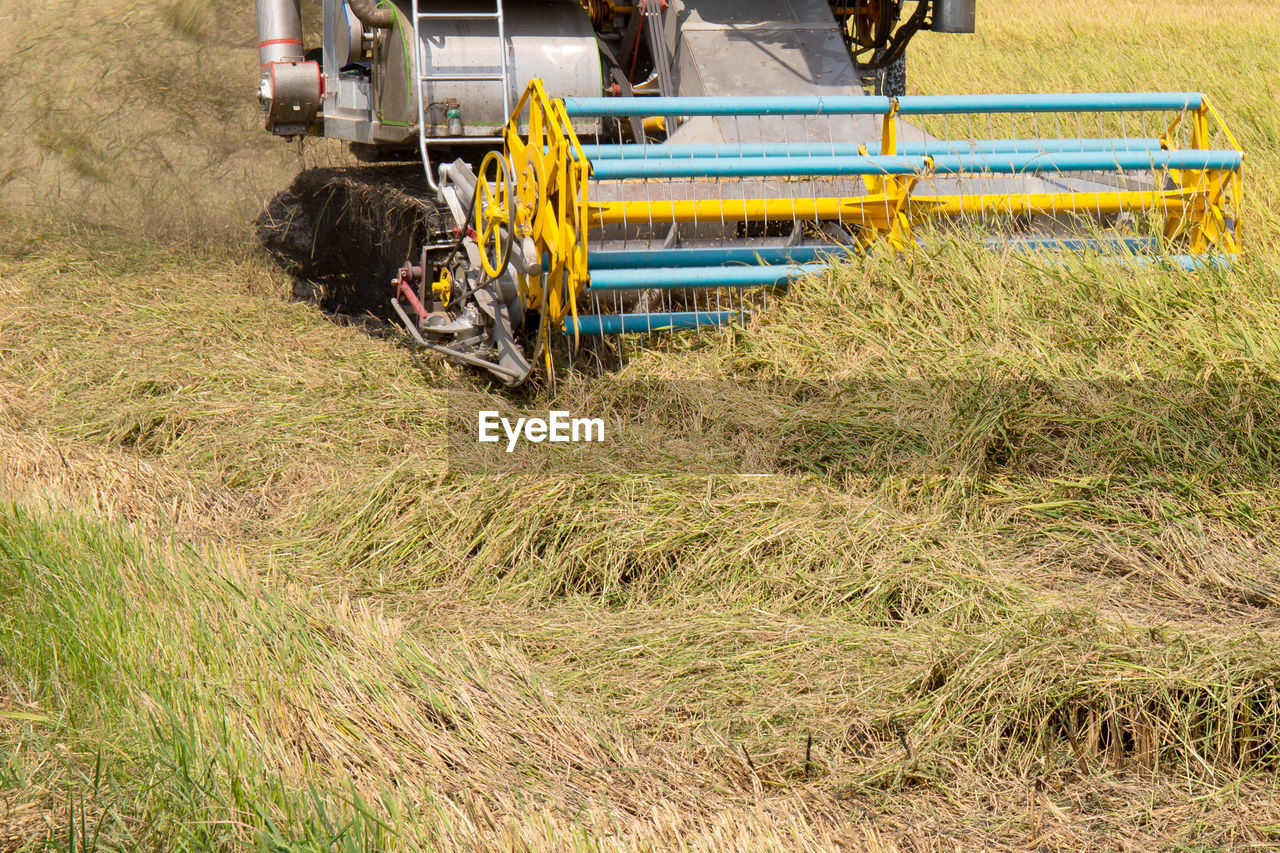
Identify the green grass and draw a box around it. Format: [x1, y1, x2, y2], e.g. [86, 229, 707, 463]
[4, 0, 1280, 849]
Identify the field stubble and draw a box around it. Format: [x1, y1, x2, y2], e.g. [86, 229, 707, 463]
[4, 0, 1280, 850]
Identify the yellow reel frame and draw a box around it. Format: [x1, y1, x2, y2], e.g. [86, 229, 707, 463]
[474, 150, 515, 280]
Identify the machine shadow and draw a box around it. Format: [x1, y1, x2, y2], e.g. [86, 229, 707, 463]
[255, 166, 442, 328]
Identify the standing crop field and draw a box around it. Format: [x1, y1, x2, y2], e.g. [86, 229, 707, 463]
[2, 0, 1280, 850]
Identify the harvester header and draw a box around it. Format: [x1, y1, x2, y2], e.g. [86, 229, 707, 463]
[461, 81, 1239, 375]
[254, 0, 1243, 385]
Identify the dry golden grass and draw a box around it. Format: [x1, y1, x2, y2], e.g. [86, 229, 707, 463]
[4, 0, 1280, 850]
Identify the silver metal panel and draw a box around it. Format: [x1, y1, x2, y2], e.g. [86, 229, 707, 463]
[321, 0, 344, 111]
[323, 0, 380, 131]
[669, 0, 885, 146]
[414, 0, 603, 135]
[336, 76, 372, 112]
[321, 113, 420, 144]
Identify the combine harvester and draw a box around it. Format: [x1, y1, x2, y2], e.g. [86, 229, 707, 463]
[255, 0, 1244, 385]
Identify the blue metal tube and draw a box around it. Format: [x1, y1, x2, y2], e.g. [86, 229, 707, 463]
[588, 264, 828, 291]
[992, 236, 1162, 253]
[565, 311, 744, 335]
[1032, 253, 1233, 270]
[563, 95, 894, 117]
[1117, 254, 1234, 271]
[581, 138, 1165, 160]
[589, 155, 922, 180]
[563, 93, 1202, 119]
[927, 149, 1242, 174]
[588, 245, 859, 270]
[896, 92, 1203, 114]
[587, 149, 1240, 180]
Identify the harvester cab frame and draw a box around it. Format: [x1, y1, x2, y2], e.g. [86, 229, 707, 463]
[255, 0, 1243, 387]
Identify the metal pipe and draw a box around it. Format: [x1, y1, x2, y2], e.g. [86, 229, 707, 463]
[587, 245, 858, 270]
[564, 92, 1205, 118]
[588, 264, 827, 291]
[1117, 255, 1233, 271]
[586, 148, 1240, 180]
[580, 138, 1165, 160]
[896, 92, 1203, 114]
[256, 0, 305, 65]
[564, 311, 743, 336]
[346, 0, 395, 29]
[926, 149, 1243, 174]
[563, 95, 895, 117]
[589, 154, 922, 180]
[994, 236, 1161, 253]
[589, 191, 1192, 228]
[587, 240, 1190, 271]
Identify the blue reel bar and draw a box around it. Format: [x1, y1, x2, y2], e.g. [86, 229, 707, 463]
[560, 91, 1239, 337]
[563, 92, 1204, 119]
[588, 264, 828, 292]
[580, 138, 1167, 160]
[564, 95, 894, 117]
[567, 311, 745, 336]
[586, 149, 1242, 180]
[587, 245, 858, 270]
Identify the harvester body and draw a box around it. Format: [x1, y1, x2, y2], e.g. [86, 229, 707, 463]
[254, 0, 1242, 385]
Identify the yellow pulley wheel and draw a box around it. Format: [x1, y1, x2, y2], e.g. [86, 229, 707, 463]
[431, 267, 452, 308]
[474, 151, 515, 280]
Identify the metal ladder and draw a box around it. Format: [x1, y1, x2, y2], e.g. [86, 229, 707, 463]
[412, 0, 514, 190]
